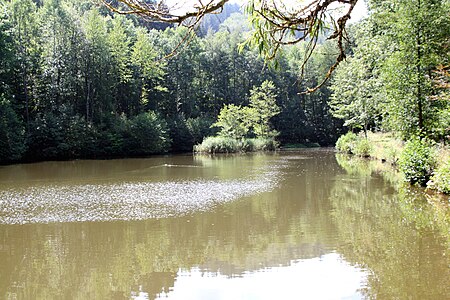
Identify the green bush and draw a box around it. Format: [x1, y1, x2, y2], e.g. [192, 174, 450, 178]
[64, 115, 97, 158]
[168, 115, 193, 152]
[194, 137, 279, 153]
[398, 137, 436, 186]
[428, 159, 450, 194]
[125, 111, 171, 155]
[251, 138, 279, 151]
[95, 117, 127, 157]
[335, 132, 358, 154]
[26, 112, 65, 161]
[354, 138, 372, 157]
[186, 116, 216, 145]
[0, 97, 26, 163]
[194, 136, 239, 153]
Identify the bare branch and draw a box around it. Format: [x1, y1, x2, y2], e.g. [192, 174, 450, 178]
[102, 0, 229, 26]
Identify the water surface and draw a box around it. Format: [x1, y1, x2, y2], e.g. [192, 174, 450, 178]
[0, 150, 448, 299]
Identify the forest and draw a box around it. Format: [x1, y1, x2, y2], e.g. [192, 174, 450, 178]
[0, 0, 448, 164]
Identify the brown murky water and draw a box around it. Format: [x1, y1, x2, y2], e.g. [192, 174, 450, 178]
[0, 150, 448, 299]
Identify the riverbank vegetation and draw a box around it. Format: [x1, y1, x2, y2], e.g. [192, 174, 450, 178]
[336, 132, 450, 194]
[331, 0, 449, 194]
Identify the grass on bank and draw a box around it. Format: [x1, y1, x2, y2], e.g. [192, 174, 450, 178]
[194, 136, 278, 153]
[335, 132, 450, 194]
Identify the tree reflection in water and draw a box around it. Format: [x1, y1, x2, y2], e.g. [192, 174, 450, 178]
[333, 154, 449, 299]
[0, 151, 448, 299]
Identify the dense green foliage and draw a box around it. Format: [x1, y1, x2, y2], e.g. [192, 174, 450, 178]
[1, 0, 448, 164]
[198, 80, 280, 153]
[248, 80, 280, 138]
[332, 0, 449, 193]
[335, 132, 358, 154]
[331, 0, 450, 140]
[335, 132, 372, 157]
[0, 0, 343, 163]
[398, 137, 436, 186]
[212, 80, 280, 140]
[429, 159, 450, 194]
[353, 138, 372, 158]
[126, 112, 170, 155]
[0, 97, 26, 162]
[212, 104, 252, 140]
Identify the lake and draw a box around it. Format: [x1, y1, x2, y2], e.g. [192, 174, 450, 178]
[0, 149, 448, 299]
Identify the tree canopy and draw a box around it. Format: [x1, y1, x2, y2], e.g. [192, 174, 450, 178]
[0, 0, 448, 163]
[106, 0, 359, 91]
[0, 0, 344, 163]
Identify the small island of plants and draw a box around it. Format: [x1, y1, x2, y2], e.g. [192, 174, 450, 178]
[194, 80, 280, 153]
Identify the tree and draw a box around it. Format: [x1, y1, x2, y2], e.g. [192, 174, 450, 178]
[329, 57, 380, 136]
[248, 80, 280, 138]
[81, 8, 112, 124]
[328, 0, 450, 141]
[0, 6, 15, 97]
[212, 104, 252, 139]
[0, 0, 351, 161]
[374, 0, 450, 138]
[108, 15, 134, 115]
[125, 111, 171, 154]
[329, 19, 387, 137]
[8, 0, 40, 131]
[131, 27, 166, 111]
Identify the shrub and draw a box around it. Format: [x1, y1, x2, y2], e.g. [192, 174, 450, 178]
[65, 115, 97, 158]
[168, 115, 193, 152]
[335, 132, 358, 154]
[169, 116, 216, 152]
[251, 138, 279, 151]
[95, 117, 127, 157]
[354, 138, 372, 157]
[0, 97, 26, 163]
[125, 111, 171, 155]
[186, 116, 216, 145]
[26, 112, 65, 161]
[428, 159, 450, 194]
[398, 137, 436, 186]
[194, 137, 279, 153]
[194, 136, 238, 153]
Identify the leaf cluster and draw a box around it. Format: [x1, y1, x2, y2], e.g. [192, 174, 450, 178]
[398, 137, 436, 186]
[212, 80, 280, 139]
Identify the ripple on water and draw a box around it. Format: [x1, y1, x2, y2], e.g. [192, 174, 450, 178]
[0, 174, 279, 225]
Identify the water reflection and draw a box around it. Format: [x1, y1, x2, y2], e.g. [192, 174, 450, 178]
[154, 253, 366, 300]
[0, 150, 448, 299]
[333, 154, 449, 299]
